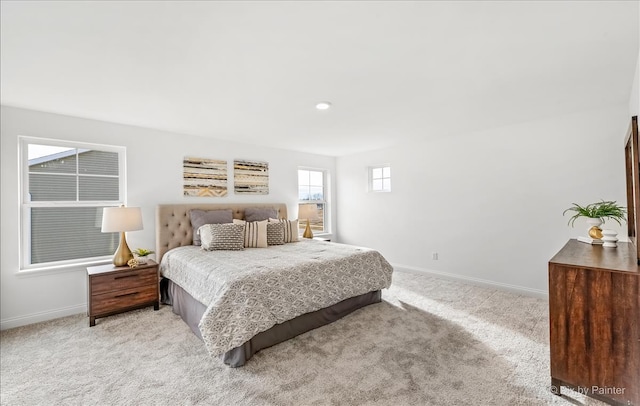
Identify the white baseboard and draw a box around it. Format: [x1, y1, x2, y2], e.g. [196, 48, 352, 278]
[0, 303, 86, 331]
[392, 263, 548, 299]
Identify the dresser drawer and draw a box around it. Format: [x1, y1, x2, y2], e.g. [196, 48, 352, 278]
[90, 267, 157, 295]
[90, 285, 158, 315]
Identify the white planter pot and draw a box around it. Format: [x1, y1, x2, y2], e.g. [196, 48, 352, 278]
[133, 255, 148, 264]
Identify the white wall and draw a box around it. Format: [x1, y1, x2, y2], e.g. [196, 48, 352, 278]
[336, 105, 629, 295]
[631, 50, 639, 116]
[0, 106, 336, 329]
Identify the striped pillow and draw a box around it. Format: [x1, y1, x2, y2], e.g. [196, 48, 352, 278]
[266, 222, 285, 246]
[269, 218, 299, 243]
[198, 223, 245, 251]
[233, 219, 268, 248]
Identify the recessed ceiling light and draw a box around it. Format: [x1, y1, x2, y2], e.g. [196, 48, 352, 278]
[315, 102, 332, 110]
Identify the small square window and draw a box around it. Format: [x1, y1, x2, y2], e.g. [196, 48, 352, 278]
[370, 165, 391, 192]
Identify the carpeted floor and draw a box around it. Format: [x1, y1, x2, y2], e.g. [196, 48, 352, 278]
[1, 270, 606, 405]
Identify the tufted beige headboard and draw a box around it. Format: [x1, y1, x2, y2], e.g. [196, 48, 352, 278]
[155, 203, 288, 263]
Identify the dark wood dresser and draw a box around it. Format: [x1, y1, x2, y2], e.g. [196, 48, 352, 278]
[549, 239, 639, 405]
[87, 260, 159, 326]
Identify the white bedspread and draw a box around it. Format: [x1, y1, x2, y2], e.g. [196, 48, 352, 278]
[159, 239, 393, 357]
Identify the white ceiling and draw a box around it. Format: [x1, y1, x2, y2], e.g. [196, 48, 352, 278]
[1, 1, 638, 156]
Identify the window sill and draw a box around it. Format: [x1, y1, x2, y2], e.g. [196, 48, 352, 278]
[312, 237, 332, 242]
[299, 233, 333, 241]
[298, 232, 332, 237]
[17, 258, 112, 277]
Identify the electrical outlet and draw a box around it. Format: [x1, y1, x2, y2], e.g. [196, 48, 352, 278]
[432, 252, 438, 260]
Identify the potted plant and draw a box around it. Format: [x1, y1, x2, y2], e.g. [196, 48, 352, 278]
[563, 200, 626, 241]
[132, 248, 154, 264]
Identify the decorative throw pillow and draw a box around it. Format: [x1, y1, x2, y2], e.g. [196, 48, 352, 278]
[269, 218, 299, 243]
[198, 223, 245, 251]
[244, 207, 278, 222]
[233, 219, 268, 248]
[266, 221, 285, 246]
[190, 209, 233, 246]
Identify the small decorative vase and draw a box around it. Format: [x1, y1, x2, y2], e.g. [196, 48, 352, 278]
[134, 254, 148, 264]
[601, 229, 618, 248]
[585, 218, 603, 239]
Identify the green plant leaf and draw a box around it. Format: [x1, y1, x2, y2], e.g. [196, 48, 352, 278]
[133, 248, 154, 256]
[563, 200, 626, 227]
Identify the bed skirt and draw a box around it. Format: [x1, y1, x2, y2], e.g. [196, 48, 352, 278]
[160, 278, 381, 367]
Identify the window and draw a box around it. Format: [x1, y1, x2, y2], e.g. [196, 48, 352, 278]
[298, 168, 328, 234]
[20, 137, 126, 269]
[370, 165, 391, 192]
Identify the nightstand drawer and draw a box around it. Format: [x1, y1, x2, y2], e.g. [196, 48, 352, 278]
[91, 285, 158, 315]
[87, 261, 159, 326]
[90, 267, 157, 295]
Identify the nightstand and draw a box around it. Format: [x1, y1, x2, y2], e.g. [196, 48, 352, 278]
[87, 260, 159, 327]
[313, 237, 331, 242]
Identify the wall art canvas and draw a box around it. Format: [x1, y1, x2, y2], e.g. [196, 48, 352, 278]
[183, 157, 228, 197]
[234, 159, 269, 195]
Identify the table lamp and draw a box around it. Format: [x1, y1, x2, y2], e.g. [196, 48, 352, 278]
[298, 204, 319, 239]
[101, 206, 143, 266]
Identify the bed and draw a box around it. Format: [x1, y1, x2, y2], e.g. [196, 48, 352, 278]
[156, 203, 393, 367]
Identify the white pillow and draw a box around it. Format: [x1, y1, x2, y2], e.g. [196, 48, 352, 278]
[233, 219, 268, 248]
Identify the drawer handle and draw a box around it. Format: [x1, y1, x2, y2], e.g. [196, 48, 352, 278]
[114, 292, 138, 298]
[114, 275, 137, 280]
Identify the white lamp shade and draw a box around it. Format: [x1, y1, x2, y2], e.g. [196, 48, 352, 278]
[298, 204, 319, 220]
[101, 207, 143, 232]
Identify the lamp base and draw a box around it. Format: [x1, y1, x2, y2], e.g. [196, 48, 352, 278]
[113, 231, 133, 267]
[303, 219, 314, 239]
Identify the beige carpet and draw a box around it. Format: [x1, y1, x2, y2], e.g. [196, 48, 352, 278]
[1, 270, 606, 405]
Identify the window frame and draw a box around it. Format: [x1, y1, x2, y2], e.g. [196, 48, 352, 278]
[297, 167, 330, 235]
[369, 164, 391, 192]
[19, 136, 127, 271]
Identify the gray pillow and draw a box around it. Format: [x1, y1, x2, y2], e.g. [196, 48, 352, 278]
[189, 209, 233, 245]
[244, 207, 278, 222]
[199, 223, 245, 251]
